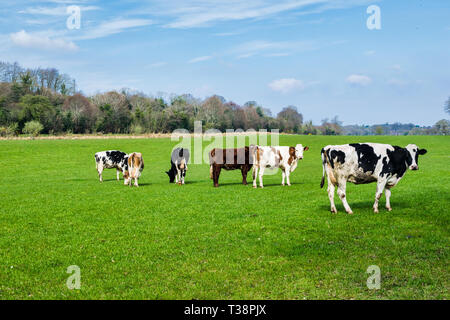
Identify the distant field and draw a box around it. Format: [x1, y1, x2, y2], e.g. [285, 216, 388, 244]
[0, 135, 448, 299]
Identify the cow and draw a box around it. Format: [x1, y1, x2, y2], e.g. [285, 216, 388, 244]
[320, 143, 427, 214]
[252, 144, 309, 188]
[127, 152, 144, 187]
[95, 150, 130, 184]
[209, 146, 253, 187]
[166, 148, 190, 185]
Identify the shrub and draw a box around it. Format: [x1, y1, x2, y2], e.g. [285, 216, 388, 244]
[0, 123, 19, 137]
[130, 124, 144, 135]
[23, 120, 44, 137]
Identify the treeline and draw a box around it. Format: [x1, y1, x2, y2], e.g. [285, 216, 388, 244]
[0, 61, 448, 137]
[343, 121, 450, 136]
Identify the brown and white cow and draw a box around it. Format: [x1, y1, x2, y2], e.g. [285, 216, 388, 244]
[209, 146, 253, 187]
[251, 144, 309, 188]
[320, 143, 427, 214]
[127, 152, 144, 187]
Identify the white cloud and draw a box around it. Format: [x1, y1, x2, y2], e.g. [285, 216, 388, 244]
[269, 78, 305, 93]
[188, 56, 212, 63]
[73, 19, 153, 40]
[346, 74, 371, 86]
[10, 30, 78, 51]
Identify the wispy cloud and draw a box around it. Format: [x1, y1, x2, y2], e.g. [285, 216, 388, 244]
[387, 78, 408, 86]
[152, 0, 375, 28]
[346, 74, 372, 86]
[10, 30, 78, 51]
[147, 62, 167, 68]
[213, 32, 241, 37]
[188, 55, 212, 63]
[19, 5, 100, 16]
[269, 78, 305, 93]
[73, 19, 153, 40]
[232, 40, 316, 58]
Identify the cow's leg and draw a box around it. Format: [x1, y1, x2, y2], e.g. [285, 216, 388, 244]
[373, 180, 387, 213]
[213, 165, 221, 187]
[176, 168, 181, 185]
[337, 179, 352, 214]
[281, 170, 286, 186]
[385, 186, 392, 211]
[116, 169, 121, 181]
[134, 177, 139, 187]
[97, 165, 104, 182]
[258, 166, 265, 188]
[252, 166, 258, 188]
[327, 182, 337, 214]
[241, 167, 248, 185]
[286, 170, 291, 186]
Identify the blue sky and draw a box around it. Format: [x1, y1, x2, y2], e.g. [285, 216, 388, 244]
[0, 0, 449, 126]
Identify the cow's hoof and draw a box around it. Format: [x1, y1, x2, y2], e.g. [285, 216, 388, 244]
[253, 185, 257, 189]
[373, 209, 379, 213]
[386, 207, 392, 212]
[331, 209, 337, 214]
[347, 211, 354, 215]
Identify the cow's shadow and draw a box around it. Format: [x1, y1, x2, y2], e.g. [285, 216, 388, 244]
[319, 200, 412, 212]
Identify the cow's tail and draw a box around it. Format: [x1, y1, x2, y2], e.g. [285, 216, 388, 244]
[209, 149, 215, 179]
[320, 148, 326, 188]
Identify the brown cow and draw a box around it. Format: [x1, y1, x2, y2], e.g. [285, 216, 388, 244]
[209, 146, 254, 187]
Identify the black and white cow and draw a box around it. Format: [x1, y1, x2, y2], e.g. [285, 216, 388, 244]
[320, 143, 427, 214]
[166, 148, 190, 185]
[95, 150, 130, 184]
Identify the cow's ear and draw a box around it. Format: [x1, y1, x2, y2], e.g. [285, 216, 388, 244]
[418, 149, 427, 155]
[304, 146, 309, 151]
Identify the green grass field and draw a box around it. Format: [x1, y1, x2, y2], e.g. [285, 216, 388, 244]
[0, 135, 449, 299]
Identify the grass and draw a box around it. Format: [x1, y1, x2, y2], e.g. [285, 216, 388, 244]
[0, 135, 448, 300]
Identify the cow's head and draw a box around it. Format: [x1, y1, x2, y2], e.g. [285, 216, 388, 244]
[405, 144, 427, 170]
[166, 170, 176, 183]
[294, 144, 309, 160]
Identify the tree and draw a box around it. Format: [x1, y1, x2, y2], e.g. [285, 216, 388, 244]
[445, 97, 450, 115]
[19, 95, 55, 133]
[320, 116, 343, 135]
[375, 126, 384, 135]
[62, 94, 97, 133]
[277, 106, 303, 133]
[434, 119, 450, 135]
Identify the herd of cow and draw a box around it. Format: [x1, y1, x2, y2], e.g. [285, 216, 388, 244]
[94, 142, 427, 214]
